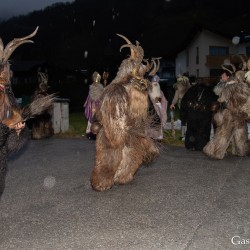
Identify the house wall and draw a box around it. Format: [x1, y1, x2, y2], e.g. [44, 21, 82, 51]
[175, 29, 250, 78]
[175, 50, 187, 76]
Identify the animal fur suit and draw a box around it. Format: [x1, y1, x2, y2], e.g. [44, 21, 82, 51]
[0, 27, 55, 198]
[90, 35, 160, 191]
[203, 80, 250, 159]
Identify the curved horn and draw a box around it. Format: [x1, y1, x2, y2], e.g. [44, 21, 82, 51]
[148, 59, 157, 77]
[117, 33, 136, 60]
[221, 63, 236, 75]
[116, 33, 132, 44]
[232, 54, 247, 71]
[143, 58, 152, 72]
[154, 57, 161, 73]
[149, 57, 161, 76]
[38, 72, 48, 84]
[239, 55, 247, 71]
[2, 26, 39, 63]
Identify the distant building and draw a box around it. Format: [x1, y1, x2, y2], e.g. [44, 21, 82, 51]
[157, 59, 175, 86]
[175, 29, 250, 83]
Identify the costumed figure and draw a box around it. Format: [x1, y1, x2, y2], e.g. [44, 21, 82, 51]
[102, 70, 109, 87]
[147, 73, 168, 140]
[181, 79, 218, 151]
[170, 75, 191, 140]
[0, 27, 55, 198]
[203, 62, 250, 159]
[90, 34, 160, 191]
[83, 71, 104, 140]
[30, 72, 54, 139]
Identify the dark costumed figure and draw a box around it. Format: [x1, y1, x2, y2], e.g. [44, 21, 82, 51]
[0, 27, 55, 198]
[30, 72, 54, 139]
[181, 80, 218, 151]
[90, 34, 160, 191]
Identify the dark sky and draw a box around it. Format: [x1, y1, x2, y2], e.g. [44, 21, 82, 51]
[0, 0, 74, 20]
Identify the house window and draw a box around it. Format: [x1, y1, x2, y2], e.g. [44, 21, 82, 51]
[209, 46, 229, 56]
[246, 47, 250, 56]
[196, 47, 199, 64]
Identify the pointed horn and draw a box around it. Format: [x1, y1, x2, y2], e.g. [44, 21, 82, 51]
[232, 54, 247, 71]
[116, 33, 132, 44]
[221, 63, 236, 75]
[143, 59, 152, 72]
[117, 33, 136, 60]
[238, 55, 247, 71]
[38, 72, 48, 83]
[148, 57, 161, 76]
[2, 26, 39, 63]
[119, 44, 136, 60]
[154, 57, 161, 73]
[148, 59, 157, 77]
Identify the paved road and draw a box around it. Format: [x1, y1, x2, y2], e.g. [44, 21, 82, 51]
[0, 138, 249, 250]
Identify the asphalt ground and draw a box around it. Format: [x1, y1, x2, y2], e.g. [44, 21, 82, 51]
[0, 137, 250, 250]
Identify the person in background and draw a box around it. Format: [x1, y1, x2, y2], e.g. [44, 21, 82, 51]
[170, 74, 191, 140]
[83, 71, 104, 140]
[147, 74, 168, 141]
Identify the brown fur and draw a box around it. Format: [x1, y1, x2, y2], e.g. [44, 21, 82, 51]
[90, 36, 159, 191]
[203, 81, 250, 159]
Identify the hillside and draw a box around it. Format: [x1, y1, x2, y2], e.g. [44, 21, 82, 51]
[0, 0, 249, 79]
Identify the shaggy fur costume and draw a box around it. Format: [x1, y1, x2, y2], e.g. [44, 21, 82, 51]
[203, 80, 250, 159]
[0, 27, 55, 198]
[30, 72, 54, 139]
[90, 35, 160, 191]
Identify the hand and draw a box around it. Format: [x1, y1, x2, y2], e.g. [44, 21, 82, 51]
[14, 122, 25, 136]
[170, 104, 175, 110]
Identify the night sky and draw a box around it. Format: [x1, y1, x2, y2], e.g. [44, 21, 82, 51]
[0, 0, 74, 20]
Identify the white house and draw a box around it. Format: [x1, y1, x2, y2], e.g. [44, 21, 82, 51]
[175, 29, 250, 79]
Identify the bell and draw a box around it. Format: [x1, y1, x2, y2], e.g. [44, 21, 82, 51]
[91, 122, 102, 134]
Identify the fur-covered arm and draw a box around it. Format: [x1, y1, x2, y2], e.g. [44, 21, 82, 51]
[6, 126, 30, 155]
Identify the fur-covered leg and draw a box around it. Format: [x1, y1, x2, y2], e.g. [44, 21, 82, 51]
[141, 136, 160, 163]
[114, 136, 159, 185]
[90, 130, 121, 191]
[203, 109, 234, 159]
[114, 146, 142, 185]
[232, 120, 250, 156]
